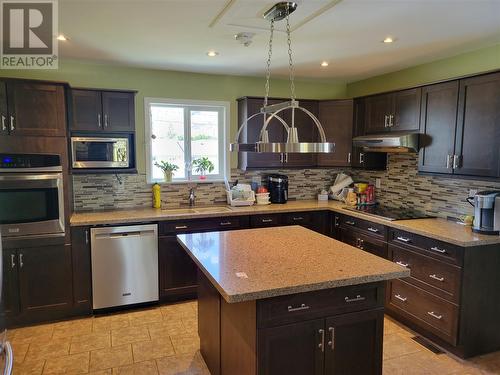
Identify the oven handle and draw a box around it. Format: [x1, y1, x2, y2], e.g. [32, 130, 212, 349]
[0, 173, 63, 183]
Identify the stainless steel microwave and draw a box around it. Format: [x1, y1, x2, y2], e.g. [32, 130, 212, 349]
[71, 137, 130, 169]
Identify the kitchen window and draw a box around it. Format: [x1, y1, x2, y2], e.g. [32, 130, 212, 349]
[145, 98, 230, 183]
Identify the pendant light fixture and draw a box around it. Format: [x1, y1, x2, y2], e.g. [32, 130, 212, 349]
[230, 2, 335, 154]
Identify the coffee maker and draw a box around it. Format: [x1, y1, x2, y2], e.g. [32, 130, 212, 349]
[267, 174, 288, 204]
[470, 191, 500, 235]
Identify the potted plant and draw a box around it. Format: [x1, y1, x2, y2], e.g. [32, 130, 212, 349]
[192, 157, 214, 180]
[154, 160, 179, 182]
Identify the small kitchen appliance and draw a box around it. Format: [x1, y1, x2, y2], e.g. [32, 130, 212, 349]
[469, 191, 500, 235]
[71, 136, 131, 169]
[268, 174, 288, 204]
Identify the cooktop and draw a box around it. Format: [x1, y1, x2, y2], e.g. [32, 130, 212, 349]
[342, 205, 434, 221]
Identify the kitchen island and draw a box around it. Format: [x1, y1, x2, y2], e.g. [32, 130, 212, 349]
[177, 226, 409, 375]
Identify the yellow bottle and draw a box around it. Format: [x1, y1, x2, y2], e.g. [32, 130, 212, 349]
[152, 183, 161, 208]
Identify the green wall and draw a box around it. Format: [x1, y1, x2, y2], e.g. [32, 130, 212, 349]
[347, 43, 500, 97]
[1, 60, 347, 171]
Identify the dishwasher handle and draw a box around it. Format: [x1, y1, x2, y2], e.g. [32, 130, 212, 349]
[91, 225, 158, 240]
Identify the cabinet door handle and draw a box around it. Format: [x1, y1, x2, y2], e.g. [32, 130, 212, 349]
[345, 294, 365, 303]
[220, 221, 232, 226]
[97, 114, 102, 128]
[389, 114, 394, 127]
[347, 152, 351, 163]
[429, 274, 445, 282]
[19, 253, 24, 268]
[1, 115, 6, 131]
[394, 294, 407, 302]
[345, 220, 355, 226]
[318, 329, 325, 352]
[356, 238, 364, 250]
[9, 115, 14, 131]
[175, 225, 188, 230]
[396, 236, 411, 243]
[104, 114, 109, 128]
[10, 254, 16, 268]
[367, 227, 379, 233]
[287, 303, 310, 312]
[446, 154, 452, 169]
[453, 154, 461, 169]
[427, 311, 443, 320]
[396, 261, 409, 268]
[334, 216, 340, 228]
[359, 153, 364, 164]
[292, 217, 304, 221]
[261, 219, 273, 223]
[328, 327, 335, 351]
[284, 153, 288, 163]
[430, 246, 446, 254]
[384, 115, 388, 128]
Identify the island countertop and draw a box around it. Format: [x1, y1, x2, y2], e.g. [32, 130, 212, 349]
[176, 225, 410, 303]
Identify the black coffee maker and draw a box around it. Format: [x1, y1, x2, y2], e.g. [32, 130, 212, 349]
[268, 174, 288, 204]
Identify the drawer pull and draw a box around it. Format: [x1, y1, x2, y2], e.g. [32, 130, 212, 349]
[287, 303, 310, 312]
[429, 274, 445, 282]
[262, 219, 273, 223]
[220, 222, 232, 226]
[345, 221, 356, 226]
[175, 225, 188, 230]
[396, 261, 409, 268]
[427, 311, 443, 320]
[394, 294, 407, 302]
[367, 227, 379, 233]
[396, 236, 411, 243]
[345, 295, 365, 303]
[293, 217, 304, 221]
[430, 246, 447, 254]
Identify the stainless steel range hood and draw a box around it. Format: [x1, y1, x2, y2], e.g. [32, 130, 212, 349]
[352, 131, 420, 153]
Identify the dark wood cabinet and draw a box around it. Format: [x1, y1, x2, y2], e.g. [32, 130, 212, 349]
[454, 72, 500, 178]
[364, 89, 420, 134]
[340, 228, 387, 259]
[159, 235, 198, 301]
[1, 248, 20, 319]
[70, 227, 92, 313]
[324, 309, 384, 375]
[317, 100, 353, 167]
[70, 88, 136, 133]
[418, 81, 459, 174]
[4, 81, 66, 137]
[258, 318, 325, 375]
[0, 81, 8, 136]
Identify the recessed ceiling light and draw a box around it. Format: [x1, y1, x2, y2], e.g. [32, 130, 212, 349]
[207, 51, 219, 57]
[383, 37, 394, 44]
[320, 61, 329, 67]
[57, 34, 68, 41]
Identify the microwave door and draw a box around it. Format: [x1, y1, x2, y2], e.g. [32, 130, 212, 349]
[72, 137, 130, 169]
[0, 234, 14, 375]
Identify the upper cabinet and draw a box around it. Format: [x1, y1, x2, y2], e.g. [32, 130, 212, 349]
[70, 89, 135, 133]
[0, 80, 67, 137]
[317, 100, 353, 167]
[365, 88, 421, 133]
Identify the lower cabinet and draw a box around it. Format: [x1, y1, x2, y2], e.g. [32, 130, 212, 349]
[339, 227, 387, 259]
[3, 244, 74, 325]
[258, 309, 384, 375]
[70, 227, 92, 313]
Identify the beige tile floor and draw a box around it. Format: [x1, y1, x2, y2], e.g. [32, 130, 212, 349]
[7, 301, 500, 374]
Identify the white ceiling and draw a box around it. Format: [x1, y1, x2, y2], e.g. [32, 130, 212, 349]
[59, 0, 500, 82]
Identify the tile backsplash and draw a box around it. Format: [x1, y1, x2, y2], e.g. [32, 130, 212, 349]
[73, 154, 500, 219]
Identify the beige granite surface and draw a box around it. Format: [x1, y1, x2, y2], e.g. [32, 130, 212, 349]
[70, 200, 500, 247]
[177, 226, 410, 303]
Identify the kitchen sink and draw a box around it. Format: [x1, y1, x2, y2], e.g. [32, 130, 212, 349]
[161, 206, 233, 214]
[161, 208, 197, 214]
[194, 206, 233, 213]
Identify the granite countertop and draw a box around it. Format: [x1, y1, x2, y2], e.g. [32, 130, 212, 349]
[70, 200, 500, 247]
[177, 226, 410, 303]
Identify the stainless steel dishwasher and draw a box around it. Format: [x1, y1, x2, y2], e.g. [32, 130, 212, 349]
[91, 224, 158, 309]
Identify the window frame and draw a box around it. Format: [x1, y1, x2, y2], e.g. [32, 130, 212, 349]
[145, 97, 230, 184]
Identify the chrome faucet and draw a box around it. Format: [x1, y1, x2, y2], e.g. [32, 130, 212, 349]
[188, 188, 196, 206]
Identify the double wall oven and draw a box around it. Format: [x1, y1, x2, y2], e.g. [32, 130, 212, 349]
[0, 154, 65, 240]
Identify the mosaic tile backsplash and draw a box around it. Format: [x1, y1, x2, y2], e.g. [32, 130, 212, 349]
[72, 154, 500, 219]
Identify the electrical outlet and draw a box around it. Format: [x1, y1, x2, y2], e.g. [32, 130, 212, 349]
[375, 178, 381, 189]
[469, 189, 478, 197]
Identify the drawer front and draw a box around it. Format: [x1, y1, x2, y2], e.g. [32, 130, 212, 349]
[257, 282, 383, 328]
[160, 216, 244, 234]
[340, 228, 387, 259]
[389, 229, 463, 265]
[390, 244, 461, 303]
[250, 214, 283, 228]
[339, 215, 386, 239]
[387, 279, 458, 345]
[282, 211, 312, 226]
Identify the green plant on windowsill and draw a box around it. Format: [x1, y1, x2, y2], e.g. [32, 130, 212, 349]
[192, 157, 214, 180]
[154, 160, 179, 183]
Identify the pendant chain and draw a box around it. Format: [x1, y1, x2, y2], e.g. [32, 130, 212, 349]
[286, 10, 295, 101]
[264, 19, 274, 107]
